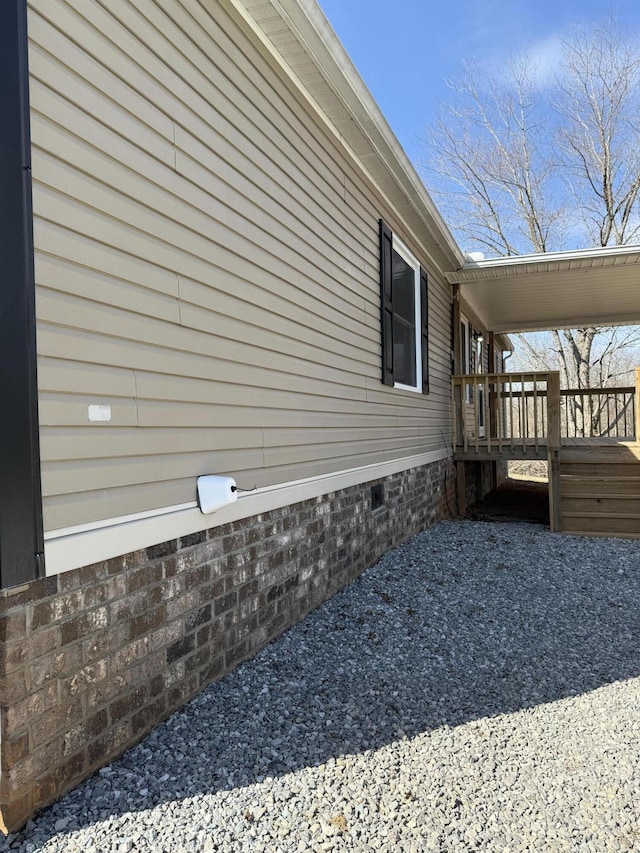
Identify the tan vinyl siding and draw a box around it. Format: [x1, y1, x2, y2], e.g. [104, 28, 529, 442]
[30, 0, 454, 532]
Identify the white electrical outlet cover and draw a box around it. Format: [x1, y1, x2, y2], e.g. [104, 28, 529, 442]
[88, 405, 112, 422]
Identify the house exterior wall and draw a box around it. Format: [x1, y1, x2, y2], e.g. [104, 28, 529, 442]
[0, 0, 464, 833]
[29, 0, 454, 550]
[0, 457, 453, 832]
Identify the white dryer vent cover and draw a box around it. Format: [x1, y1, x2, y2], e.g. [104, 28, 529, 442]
[197, 475, 238, 514]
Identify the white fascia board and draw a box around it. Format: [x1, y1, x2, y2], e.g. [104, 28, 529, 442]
[448, 243, 640, 281]
[489, 312, 640, 335]
[44, 450, 450, 576]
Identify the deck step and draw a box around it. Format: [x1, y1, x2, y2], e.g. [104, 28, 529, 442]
[559, 462, 640, 478]
[559, 443, 640, 465]
[558, 445, 640, 537]
[560, 512, 640, 537]
[560, 477, 640, 496]
[562, 496, 640, 515]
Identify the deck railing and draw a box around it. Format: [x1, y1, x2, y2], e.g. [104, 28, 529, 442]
[452, 368, 640, 451]
[560, 386, 636, 439]
[451, 371, 560, 454]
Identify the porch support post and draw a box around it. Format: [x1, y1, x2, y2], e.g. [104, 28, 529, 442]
[456, 462, 467, 517]
[547, 450, 561, 533]
[0, 0, 44, 588]
[487, 331, 495, 372]
[547, 371, 562, 533]
[452, 285, 461, 374]
[487, 332, 498, 489]
[635, 367, 640, 442]
[451, 286, 467, 515]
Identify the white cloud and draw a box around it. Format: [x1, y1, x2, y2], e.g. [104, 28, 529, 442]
[525, 32, 564, 87]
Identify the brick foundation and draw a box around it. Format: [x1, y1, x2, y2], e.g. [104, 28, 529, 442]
[0, 458, 453, 832]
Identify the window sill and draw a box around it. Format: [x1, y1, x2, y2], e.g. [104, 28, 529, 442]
[393, 382, 422, 394]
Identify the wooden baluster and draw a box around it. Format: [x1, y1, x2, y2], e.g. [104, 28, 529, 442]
[624, 391, 629, 437]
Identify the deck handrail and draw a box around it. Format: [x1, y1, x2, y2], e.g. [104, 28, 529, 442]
[452, 370, 639, 451]
[560, 385, 635, 438]
[452, 371, 559, 453]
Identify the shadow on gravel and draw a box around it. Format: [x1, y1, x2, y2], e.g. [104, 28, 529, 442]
[7, 521, 640, 849]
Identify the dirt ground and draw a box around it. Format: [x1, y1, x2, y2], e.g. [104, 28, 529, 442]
[469, 478, 550, 525]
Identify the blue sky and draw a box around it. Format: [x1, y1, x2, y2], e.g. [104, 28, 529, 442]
[316, 0, 640, 166]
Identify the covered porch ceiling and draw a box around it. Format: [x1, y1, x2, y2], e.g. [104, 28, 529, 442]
[445, 245, 640, 333]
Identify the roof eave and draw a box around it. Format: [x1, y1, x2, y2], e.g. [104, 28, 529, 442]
[230, 0, 464, 272]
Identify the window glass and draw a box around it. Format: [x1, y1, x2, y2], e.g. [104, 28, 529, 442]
[392, 250, 415, 322]
[392, 246, 418, 388]
[392, 318, 417, 387]
[379, 221, 424, 393]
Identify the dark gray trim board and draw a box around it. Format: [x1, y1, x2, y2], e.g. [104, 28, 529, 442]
[0, 0, 44, 588]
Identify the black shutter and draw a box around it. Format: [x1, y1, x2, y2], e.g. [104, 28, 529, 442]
[379, 219, 394, 386]
[420, 265, 429, 394]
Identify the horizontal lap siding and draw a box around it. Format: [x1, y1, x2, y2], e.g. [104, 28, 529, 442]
[29, 0, 453, 532]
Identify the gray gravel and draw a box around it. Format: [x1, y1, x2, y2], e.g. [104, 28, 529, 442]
[4, 520, 640, 853]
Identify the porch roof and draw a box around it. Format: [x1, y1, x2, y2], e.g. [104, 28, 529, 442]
[445, 245, 640, 333]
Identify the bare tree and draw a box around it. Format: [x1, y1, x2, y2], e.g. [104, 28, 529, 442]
[555, 22, 640, 247]
[428, 55, 566, 255]
[424, 16, 640, 433]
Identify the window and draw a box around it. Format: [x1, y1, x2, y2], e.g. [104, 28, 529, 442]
[379, 220, 429, 394]
[460, 317, 478, 377]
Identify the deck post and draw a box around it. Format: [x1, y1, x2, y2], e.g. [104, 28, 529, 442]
[452, 285, 461, 374]
[547, 372, 561, 450]
[452, 380, 465, 453]
[456, 461, 467, 516]
[547, 372, 562, 532]
[487, 334, 498, 440]
[547, 449, 562, 533]
[635, 367, 640, 441]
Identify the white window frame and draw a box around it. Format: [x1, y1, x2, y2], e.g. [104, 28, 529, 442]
[392, 235, 422, 394]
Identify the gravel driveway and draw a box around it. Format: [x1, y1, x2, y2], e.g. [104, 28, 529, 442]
[3, 520, 640, 853]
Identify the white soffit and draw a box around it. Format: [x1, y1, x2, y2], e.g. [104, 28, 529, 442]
[446, 245, 640, 333]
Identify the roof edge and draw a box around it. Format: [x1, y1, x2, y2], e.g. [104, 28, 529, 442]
[449, 243, 640, 280]
[232, 0, 464, 270]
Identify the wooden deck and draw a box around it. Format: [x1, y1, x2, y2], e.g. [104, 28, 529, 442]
[562, 436, 637, 448]
[452, 369, 640, 539]
[454, 435, 638, 460]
